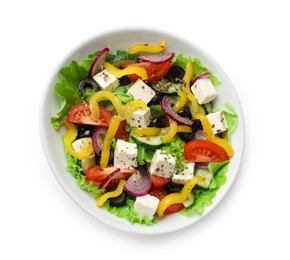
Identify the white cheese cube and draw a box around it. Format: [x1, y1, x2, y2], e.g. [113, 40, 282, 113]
[172, 162, 195, 185]
[149, 150, 176, 178]
[93, 69, 120, 91]
[206, 111, 228, 134]
[113, 139, 138, 169]
[127, 107, 151, 128]
[72, 138, 94, 158]
[191, 78, 217, 105]
[134, 194, 160, 220]
[127, 79, 156, 104]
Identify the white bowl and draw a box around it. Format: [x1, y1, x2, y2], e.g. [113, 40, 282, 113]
[39, 28, 245, 235]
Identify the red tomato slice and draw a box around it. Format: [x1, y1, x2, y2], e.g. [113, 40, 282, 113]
[86, 166, 135, 187]
[126, 62, 172, 83]
[184, 140, 229, 162]
[164, 203, 185, 214]
[149, 187, 184, 214]
[150, 174, 171, 188]
[115, 120, 129, 141]
[67, 102, 113, 127]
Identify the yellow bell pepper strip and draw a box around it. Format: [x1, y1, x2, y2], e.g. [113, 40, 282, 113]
[173, 89, 188, 113]
[124, 100, 147, 120]
[100, 116, 121, 168]
[132, 127, 162, 136]
[193, 113, 214, 139]
[161, 118, 178, 143]
[193, 113, 234, 157]
[89, 90, 125, 120]
[63, 121, 94, 160]
[157, 176, 205, 217]
[212, 136, 234, 157]
[102, 61, 148, 81]
[182, 61, 199, 114]
[127, 39, 166, 54]
[96, 179, 126, 207]
[177, 125, 192, 133]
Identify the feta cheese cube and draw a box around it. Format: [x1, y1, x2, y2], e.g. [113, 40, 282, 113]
[134, 194, 160, 220]
[206, 111, 228, 134]
[113, 139, 138, 169]
[127, 107, 151, 128]
[149, 150, 176, 178]
[172, 162, 195, 185]
[191, 78, 217, 104]
[93, 69, 120, 91]
[72, 138, 94, 158]
[127, 79, 156, 104]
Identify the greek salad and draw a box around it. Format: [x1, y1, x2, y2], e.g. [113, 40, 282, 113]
[51, 39, 238, 225]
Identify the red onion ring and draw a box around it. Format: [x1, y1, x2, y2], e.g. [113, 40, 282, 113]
[124, 167, 152, 197]
[194, 130, 206, 140]
[99, 168, 121, 189]
[192, 72, 211, 85]
[88, 47, 110, 77]
[195, 162, 209, 169]
[160, 96, 193, 126]
[92, 127, 107, 155]
[138, 52, 174, 63]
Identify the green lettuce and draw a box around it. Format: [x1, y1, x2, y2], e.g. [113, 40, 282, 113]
[66, 155, 103, 199]
[112, 84, 133, 103]
[181, 160, 229, 216]
[50, 57, 95, 129]
[135, 144, 156, 165]
[161, 135, 186, 171]
[173, 54, 221, 86]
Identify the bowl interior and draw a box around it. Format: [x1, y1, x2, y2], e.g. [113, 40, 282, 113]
[40, 28, 245, 235]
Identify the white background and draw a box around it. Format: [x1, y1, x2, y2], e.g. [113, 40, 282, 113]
[1, 0, 289, 259]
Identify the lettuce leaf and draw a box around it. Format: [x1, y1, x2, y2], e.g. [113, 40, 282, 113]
[135, 144, 156, 165]
[180, 160, 229, 216]
[172, 54, 221, 87]
[112, 84, 133, 103]
[161, 135, 186, 171]
[150, 104, 165, 117]
[50, 57, 94, 129]
[66, 155, 103, 199]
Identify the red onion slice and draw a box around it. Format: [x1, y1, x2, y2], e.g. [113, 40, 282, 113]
[88, 47, 110, 77]
[124, 167, 152, 197]
[195, 162, 209, 169]
[160, 96, 193, 126]
[192, 72, 211, 85]
[138, 52, 174, 63]
[92, 127, 108, 155]
[99, 168, 121, 189]
[194, 129, 206, 140]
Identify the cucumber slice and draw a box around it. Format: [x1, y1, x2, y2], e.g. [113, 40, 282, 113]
[151, 79, 181, 94]
[131, 134, 163, 147]
[195, 168, 213, 188]
[183, 192, 195, 208]
[202, 102, 212, 115]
